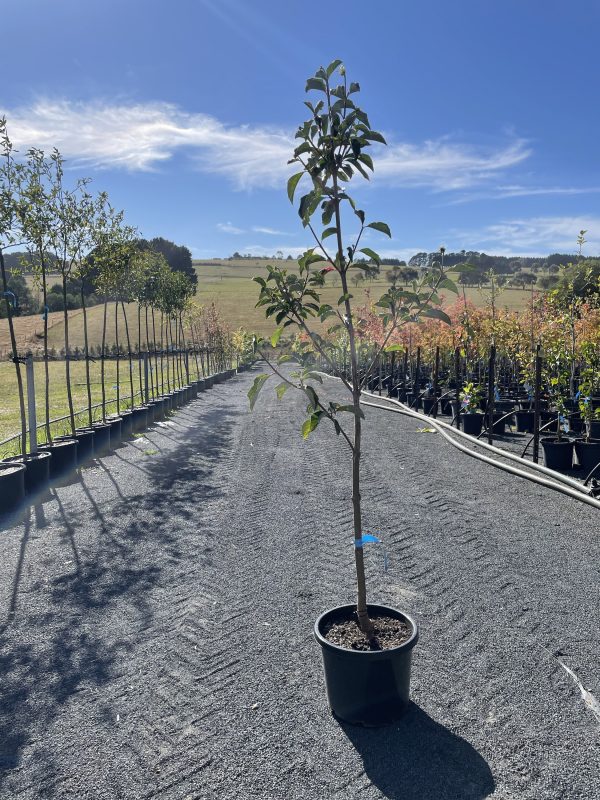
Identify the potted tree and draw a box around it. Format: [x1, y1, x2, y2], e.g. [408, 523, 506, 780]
[248, 62, 456, 725]
[459, 381, 484, 436]
[574, 364, 600, 474]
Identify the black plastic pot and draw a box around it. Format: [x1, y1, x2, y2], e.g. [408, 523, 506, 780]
[439, 398, 453, 415]
[0, 462, 26, 512]
[160, 394, 172, 413]
[72, 428, 95, 463]
[147, 399, 164, 421]
[204, 376, 214, 389]
[489, 413, 507, 436]
[515, 410, 535, 433]
[91, 423, 112, 456]
[461, 413, 483, 436]
[196, 379, 206, 393]
[106, 416, 123, 446]
[118, 410, 134, 438]
[590, 420, 600, 438]
[574, 438, 600, 474]
[131, 406, 149, 432]
[422, 397, 438, 416]
[314, 604, 419, 726]
[39, 439, 78, 477]
[541, 437, 574, 471]
[5, 451, 51, 494]
[189, 382, 199, 399]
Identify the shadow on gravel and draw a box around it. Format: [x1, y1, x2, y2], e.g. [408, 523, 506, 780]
[342, 704, 495, 799]
[0, 402, 239, 788]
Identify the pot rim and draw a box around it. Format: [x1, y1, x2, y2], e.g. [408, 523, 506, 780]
[0, 461, 27, 474]
[5, 451, 52, 463]
[314, 603, 419, 658]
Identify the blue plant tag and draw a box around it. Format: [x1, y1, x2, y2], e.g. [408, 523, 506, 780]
[354, 534, 381, 548]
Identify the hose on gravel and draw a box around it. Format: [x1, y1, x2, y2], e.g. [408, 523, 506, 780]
[359, 391, 600, 512]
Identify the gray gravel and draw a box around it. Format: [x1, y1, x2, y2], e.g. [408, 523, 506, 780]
[0, 366, 599, 799]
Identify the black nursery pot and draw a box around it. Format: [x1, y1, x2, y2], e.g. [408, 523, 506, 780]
[39, 439, 78, 477]
[106, 416, 123, 446]
[5, 451, 51, 494]
[0, 462, 26, 512]
[515, 410, 535, 433]
[461, 412, 483, 436]
[574, 438, 600, 474]
[204, 375, 215, 389]
[118, 410, 134, 438]
[131, 406, 150, 432]
[314, 604, 419, 726]
[422, 397, 438, 416]
[71, 428, 96, 464]
[91, 423, 111, 456]
[541, 437, 574, 471]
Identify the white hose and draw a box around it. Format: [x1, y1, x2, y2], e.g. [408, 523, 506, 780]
[359, 392, 600, 512]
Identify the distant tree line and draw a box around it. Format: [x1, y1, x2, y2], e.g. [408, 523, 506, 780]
[1, 236, 195, 318]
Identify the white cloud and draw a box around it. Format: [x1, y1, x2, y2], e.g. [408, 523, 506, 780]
[457, 215, 600, 256]
[2, 98, 292, 188]
[1, 98, 536, 195]
[446, 184, 600, 205]
[217, 222, 245, 234]
[251, 226, 290, 235]
[376, 138, 531, 190]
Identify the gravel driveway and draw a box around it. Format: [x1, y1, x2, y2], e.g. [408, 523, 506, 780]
[0, 366, 598, 799]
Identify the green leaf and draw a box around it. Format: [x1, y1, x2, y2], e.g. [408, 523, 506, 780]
[326, 59, 343, 77]
[287, 172, 303, 203]
[304, 385, 319, 410]
[366, 221, 391, 237]
[423, 308, 452, 325]
[354, 209, 365, 225]
[384, 344, 404, 352]
[275, 381, 290, 400]
[306, 77, 326, 93]
[359, 247, 381, 265]
[348, 81, 360, 94]
[248, 374, 269, 411]
[270, 327, 283, 347]
[438, 277, 458, 294]
[322, 226, 337, 240]
[363, 130, 387, 145]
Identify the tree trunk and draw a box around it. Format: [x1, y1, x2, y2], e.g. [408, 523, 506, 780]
[42, 260, 52, 443]
[62, 276, 76, 435]
[114, 300, 120, 415]
[100, 298, 108, 421]
[0, 249, 27, 455]
[122, 301, 134, 409]
[81, 286, 93, 428]
[137, 304, 143, 403]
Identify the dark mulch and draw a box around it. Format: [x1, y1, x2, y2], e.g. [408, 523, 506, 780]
[323, 612, 412, 651]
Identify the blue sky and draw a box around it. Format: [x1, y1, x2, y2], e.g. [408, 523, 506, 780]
[3, 0, 600, 260]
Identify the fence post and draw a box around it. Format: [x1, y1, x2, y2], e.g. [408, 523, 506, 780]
[143, 352, 149, 405]
[454, 347, 461, 428]
[533, 343, 542, 464]
[487, 344, 496, 445]
[432, 345, 440, 418]
[26, 355, 37, 453]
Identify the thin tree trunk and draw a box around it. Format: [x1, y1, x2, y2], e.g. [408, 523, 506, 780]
[122, 300, 134, 409]
[0, 249, 27, 455]
[62, 276, 76, 436]
[152, 306, 160, 397]
[42, 260, 51, 443]
[100, 298, 108, 421]
[138, 304, 143, 403]
[81, 286, 93, 428]
[114, 300, 120, 415]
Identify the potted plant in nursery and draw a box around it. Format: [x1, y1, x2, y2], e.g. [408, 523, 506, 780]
[248, 61, 456, 725]
[459, 381, 484, 436]
[574, 366, 600, 474]
[541, 371, 574, 472]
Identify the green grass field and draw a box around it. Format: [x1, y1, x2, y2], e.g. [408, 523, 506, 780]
[0, 355, 197, 456]
[194, 259, 532, 336]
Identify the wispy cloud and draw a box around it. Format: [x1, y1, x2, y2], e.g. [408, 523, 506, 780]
[376, 138, 531, 190]
[2, 98, 537, 195]
[251, 226, 290, 235]
[217, 222, 245, 234]
[447, 184, 600, 205]
[2, 98, 292, 188]
[456, 215, 600, 255]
